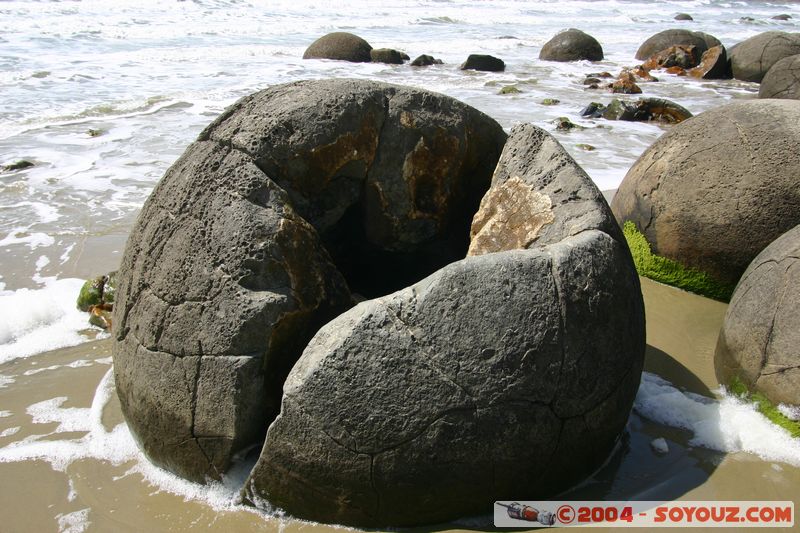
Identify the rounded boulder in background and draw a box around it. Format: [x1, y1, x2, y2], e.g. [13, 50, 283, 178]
[302, 32, 373, 62]
[539, 28, 604, 62]
[611, 99, 800, 293]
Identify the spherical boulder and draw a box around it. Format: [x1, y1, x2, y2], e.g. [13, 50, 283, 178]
[635, 29, 714, 60]
[730, 31, 800, 82]
[611, 99, 800, 296]
[302, 32, 373, 62]
[112, 79, 506, 482]
[243, 124, 645, 527]
[759, 54, 800, 99]
[539, 28, 604, 62]
[674, 13, 694, 21]
[715, 224, 800, 407]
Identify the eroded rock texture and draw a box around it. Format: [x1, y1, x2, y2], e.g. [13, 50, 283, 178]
[716, 224, 800, 407]
[611, 99, 800, 291]
[244, 124, 645, 527]
[730, 31, 800, 83]
[112, 79, 506, 482]
[759, 54, 800, 99]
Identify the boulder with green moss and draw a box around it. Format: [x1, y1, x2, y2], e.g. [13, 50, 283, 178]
[76, 272, 117, 328]
[623, 222, 734, 300]
[611, 100, 800, 293]
[715, 224, 800, 409]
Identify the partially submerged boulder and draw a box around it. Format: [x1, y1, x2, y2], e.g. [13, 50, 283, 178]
[759, 54, 800, 99]
[113, 79, 507, 482]
[370, 48, 404, 64]
[582, 98, 692, 124]
[674, 13, 693, 21]
[730, 31, 800, 82]
[635, 29, 714, 60]
[715, 224, 800, 407]
[460, 54, 505, 71]
[611, 99, 800, 298]
[244, 124, 644, 526]
[539, 28, 604, 62]
[303, 32, 373, 62]
[410, 54, 442, 67]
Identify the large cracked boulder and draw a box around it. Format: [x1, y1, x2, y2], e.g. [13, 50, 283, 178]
[611, 99, 800, 296]
[303, 32, 373, 62]
[635, 29, 718, 61]
[730, 31, 800, 83]
[759, 54, 800, 99]
[715, 224, 800, 407]
[112, 79, 506, 482]
[539, 28, 604, 62]
[243, 124, 645, 527]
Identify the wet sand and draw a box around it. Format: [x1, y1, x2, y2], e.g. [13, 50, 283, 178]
[0, 278, 798, 532]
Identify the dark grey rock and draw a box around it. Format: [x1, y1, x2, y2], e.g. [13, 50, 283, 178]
[611, 99, 800, 290]
[113, 79, 506, 482]
[243, 124, 644, 527]
[370, 48, 404, 64]
[772, 14, 792, 21]
[410, 54, 442, 66]
[460, 54, 505, 71]
[539, 28, 604, 62]
[635, 29, 715, 60]
[759, 54, 800, 99]
[730, 31, 800, 82]
[302, 32, 373, 62]
[715, 224, 800, 406]
[674, 13, 693, 21]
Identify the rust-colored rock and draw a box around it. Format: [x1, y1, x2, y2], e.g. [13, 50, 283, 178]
[468, 177, 555, 255]
[630, 66, 658, 82]
[611, 72, 642, 94]
[666, 66, 688, 75]
[642, 45, 699, 70]
[688, 45, 732, 79]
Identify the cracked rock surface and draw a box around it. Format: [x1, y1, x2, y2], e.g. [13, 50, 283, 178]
[730, 31, 800, 83]
[611, 99, 800, 290]
[244, 125, 645, 527]
[715, 224, 800, 406]
[760, 54, 800, 99]
[112, 79, 506, 482]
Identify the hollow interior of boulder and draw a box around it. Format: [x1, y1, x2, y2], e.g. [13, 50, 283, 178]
[317, 187, 481, 299]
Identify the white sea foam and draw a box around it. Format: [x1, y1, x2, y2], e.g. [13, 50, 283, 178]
[56, 508, 90, 533]
[0, 369, 256, 512]
[0, 411, 11, 418]
[635, 372, 800, 467]
[0, 375, 15, 389]
[0, 278, 91, 364]
[0, 427, 20, 438]
[778, 404, 800, 422]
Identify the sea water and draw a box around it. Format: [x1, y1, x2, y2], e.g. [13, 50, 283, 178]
[0, 0, 799, 529]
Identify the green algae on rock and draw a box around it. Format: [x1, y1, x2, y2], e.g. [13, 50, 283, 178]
[727, 376, 800, 438]
[623, 221, 733, 301]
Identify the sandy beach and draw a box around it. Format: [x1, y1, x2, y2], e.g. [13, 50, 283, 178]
[1, 276, 797, 532]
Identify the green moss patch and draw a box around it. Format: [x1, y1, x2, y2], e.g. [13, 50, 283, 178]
[622, 221, 734, 301]
[728, 376, 800, 438]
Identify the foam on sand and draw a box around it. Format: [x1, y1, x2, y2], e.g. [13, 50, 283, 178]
[0, 369, 262, 514]
[635, 372, 800, 467]
[0, 278, 94, 364]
